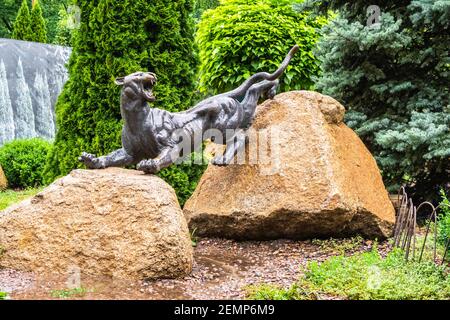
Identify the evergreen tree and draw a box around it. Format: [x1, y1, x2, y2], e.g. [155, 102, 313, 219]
[30, 0, 47, 43]
[54, 6, 74, 46]
[0, 0, 20, 38]
[12, 0, 33, 41]
[2, 0, 71, 43]
[44, 0, 203, 205]
[303, 0, 450, 200]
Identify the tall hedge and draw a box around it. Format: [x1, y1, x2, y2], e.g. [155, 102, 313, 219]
[304, 0, 450, 200]
[12, 0, 33, 41]
[196, 0, 327, 95]
[30, 0, 47, 43]
[43, 0, 204, 205]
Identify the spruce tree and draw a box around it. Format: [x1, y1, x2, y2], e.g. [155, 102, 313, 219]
[30, 0, 47, 43]
[44, 0, 201, 205]
[303, 0, 450, 200]
[12, 0, 33, 41]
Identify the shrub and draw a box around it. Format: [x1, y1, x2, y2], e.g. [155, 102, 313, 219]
[247, 247, 450, 300]
[306, 0, 450, 200]
[0, 138, 51, 189]
[43, 0, 203, 205]
[196, 0, 327, 95]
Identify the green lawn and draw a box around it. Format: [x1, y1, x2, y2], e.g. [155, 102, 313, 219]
[246, 245, 450, 300]
[0, 188, 42, 211]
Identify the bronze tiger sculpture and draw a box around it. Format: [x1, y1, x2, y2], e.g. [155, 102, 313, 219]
[79, 45, 299, 174]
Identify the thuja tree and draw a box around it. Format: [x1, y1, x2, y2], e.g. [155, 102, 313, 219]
[44, 0, 204, 205]
[2, 0, 76, 43]
[196, 0, 327, 95]
[30, 0, 47, 43]
[12, 0, 33, 41]
[304, 0, 450, 200]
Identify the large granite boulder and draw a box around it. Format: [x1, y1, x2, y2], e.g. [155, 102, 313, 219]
[0, 168, 193, 279]
[0, 165, 6, 190]
[184, 91, 395, 239]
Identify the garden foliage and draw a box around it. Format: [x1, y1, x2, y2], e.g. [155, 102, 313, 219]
[30, 0, 47, 43]
[247, 246, 450, 300]
[12, 0, 33, 41]
[192, 0, 219, 21]
[54, 5, 74, 46]
[437, 189, 450, 246]
[2, 0, 71, 43]
[305, 0, 450, 199]
[0, 138, 51, 189]
[196, 0, 327, 95]
[43, 0, 203, 205]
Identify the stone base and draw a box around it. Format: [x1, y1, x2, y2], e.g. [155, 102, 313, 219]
[184, 91, 395, 240]
[0, 165, 7, 190]
[0, 168, 193, 279]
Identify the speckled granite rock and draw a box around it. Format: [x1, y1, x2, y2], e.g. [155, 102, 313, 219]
[184, 91, 395, 240]
[0, 168, 193, 279]
[0, 165, 6, 190]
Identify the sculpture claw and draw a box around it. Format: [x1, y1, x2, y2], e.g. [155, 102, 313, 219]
[79, 152, 101, 169]
[212, 156, 229, 167]
[137, 159, 159, 174]
[267, 80, 279, 100]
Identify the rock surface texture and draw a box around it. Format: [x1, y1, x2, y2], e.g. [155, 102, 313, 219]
[0, 165, 6, 190]
[184, 91, 395, 239]
[0, 168, 193, 279]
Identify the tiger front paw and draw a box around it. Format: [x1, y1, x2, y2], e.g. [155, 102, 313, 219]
[137, 159, 160, 174]
[79, 152, 103, 169]
[212, 156, 229, 167]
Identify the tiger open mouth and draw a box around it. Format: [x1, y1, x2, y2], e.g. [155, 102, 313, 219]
[141, 73, 157, 102]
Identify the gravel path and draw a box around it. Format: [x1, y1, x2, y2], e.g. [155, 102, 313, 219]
[1, 238, 389, 300]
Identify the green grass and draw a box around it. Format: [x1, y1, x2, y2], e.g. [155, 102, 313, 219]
[246, 246, 450, 300]
[246, 283, 319, 300]
[0, 292, 8, 300]
[311, 236, 365, 255]
[0, 188, 42, 211]
[50, 287, 91, 299]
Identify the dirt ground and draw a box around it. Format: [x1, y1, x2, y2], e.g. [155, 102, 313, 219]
[0, 238, 389, 300]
